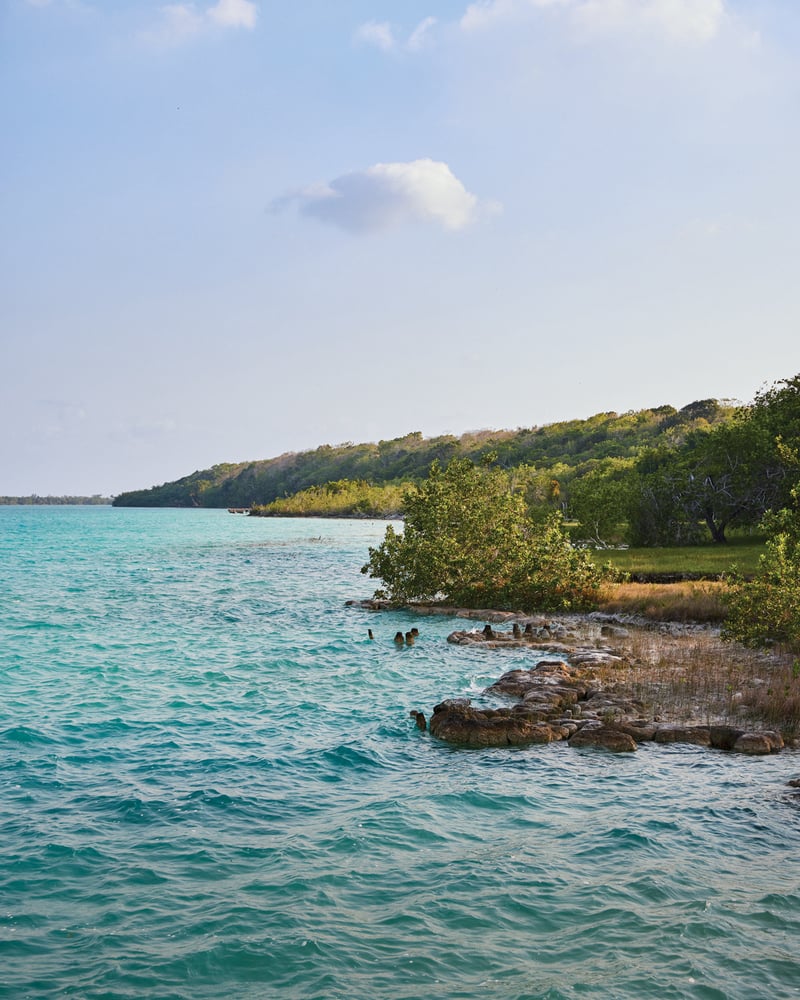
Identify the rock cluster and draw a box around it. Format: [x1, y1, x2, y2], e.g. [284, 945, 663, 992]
[422, 652, 785, 755]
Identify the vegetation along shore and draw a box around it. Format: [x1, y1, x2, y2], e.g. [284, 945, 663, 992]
[353, 602, 798, 753]
[353, 373, 800, 749]
[118, 373, 800, 747]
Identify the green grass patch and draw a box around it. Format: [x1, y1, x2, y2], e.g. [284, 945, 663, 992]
[593, 536, 767, 579]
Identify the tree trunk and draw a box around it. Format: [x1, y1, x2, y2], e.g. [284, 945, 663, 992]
[704, 509, 727, 543]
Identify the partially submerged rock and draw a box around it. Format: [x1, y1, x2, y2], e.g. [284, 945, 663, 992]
[653, 725, 711, 746]
[732, 731, 784, 755]
[568, 727, 637, 753]
[484, 659, 588, 700]
[429, 699, 562, 748]
[708, 726, 784, 753]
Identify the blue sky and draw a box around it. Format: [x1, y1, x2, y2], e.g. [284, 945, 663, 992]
[2, 0, 799, 495]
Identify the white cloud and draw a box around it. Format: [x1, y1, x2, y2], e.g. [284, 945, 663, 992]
[408, 16, 438, 51]
[208, 0, 257, 30]
[154, 4, 203, 41]
[24, 0, 92, 7]
[353, 20, 396, 51]
[354, 17, 439, 53]
[574, 0, 725, 44]
[460, 0, 727, 44]
[275, 159, 494, 234]
[146, 0, 257, 45]
[461, 0, 568, 32]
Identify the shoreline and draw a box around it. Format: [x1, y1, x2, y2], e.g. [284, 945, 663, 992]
[349, 600, 799, 753]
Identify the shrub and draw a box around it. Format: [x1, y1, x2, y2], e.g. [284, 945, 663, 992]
[361, 458, 608, 610]
[723, 496, 800, 651]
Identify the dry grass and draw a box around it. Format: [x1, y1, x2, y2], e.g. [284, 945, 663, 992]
[596, 628, 800, 737]
[598, 581, 728, 623]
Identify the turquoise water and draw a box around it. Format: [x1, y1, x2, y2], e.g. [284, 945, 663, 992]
[1, 507, 798, 1000]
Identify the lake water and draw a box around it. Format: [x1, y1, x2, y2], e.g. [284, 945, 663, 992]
[1, 506, 798, 999]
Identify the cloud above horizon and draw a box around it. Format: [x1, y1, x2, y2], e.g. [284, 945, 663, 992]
[353, 20, 395, 51]
[353, 16, 438, 54]
[461, 0, 727, 44]
[274, 160, 495, 234]
[145, 0, 257, 45]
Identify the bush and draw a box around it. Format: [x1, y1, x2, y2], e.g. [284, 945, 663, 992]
[361, 458, 607, 610]
[723, 497, 800, 651]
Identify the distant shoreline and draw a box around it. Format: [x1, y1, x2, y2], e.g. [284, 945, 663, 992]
[0, 497, 113, 506]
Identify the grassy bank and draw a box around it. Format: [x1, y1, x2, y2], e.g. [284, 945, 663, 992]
[593, 536, 766, 580]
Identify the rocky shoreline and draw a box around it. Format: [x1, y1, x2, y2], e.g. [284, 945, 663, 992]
[349, 600, 795, 755]
[425, 656, 784, 755]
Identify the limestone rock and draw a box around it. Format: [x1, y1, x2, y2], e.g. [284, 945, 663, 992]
[601, 624, 630, 638]
[570, 650, 624, 667]
[733, 731, 784, 755]
[568, 727, 637, 753]
[709, 726, 745, 751]
[484, 660, 587, 702]
[653, 725, 711, 746]
[428, 699, 564, 748]
[613, 720, 658, 742]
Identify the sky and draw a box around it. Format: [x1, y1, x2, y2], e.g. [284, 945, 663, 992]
[2, 0, 799, 496]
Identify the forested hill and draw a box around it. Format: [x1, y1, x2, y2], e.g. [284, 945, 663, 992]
[112, 399, 734, 508]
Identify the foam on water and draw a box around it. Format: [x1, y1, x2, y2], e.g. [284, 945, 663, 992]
[1, 507, 799, 999]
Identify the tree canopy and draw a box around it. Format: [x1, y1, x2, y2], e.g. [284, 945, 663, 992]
[361, 459, 607, 611]
[570, 374, 800, 546]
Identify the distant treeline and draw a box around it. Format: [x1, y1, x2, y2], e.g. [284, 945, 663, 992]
[113, 399, 733, 511]
[0, 495, 112, 505]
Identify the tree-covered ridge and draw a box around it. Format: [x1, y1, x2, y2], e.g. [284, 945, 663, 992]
[112, 400, 734, 509]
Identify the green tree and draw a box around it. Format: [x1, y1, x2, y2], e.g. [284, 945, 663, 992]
[361, 458, 607, 610]
[568, 462, 634, 545]
[627, 417, 788, 546]
[723, 490, 800, 651]
[679, 420, 778, 543]
[621, 375, 800, 546]
[626, 447, 705, 546]
[745, 372, 800, 508]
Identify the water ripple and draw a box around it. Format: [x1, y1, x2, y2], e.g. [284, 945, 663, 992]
[1, 508, 799, 999]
